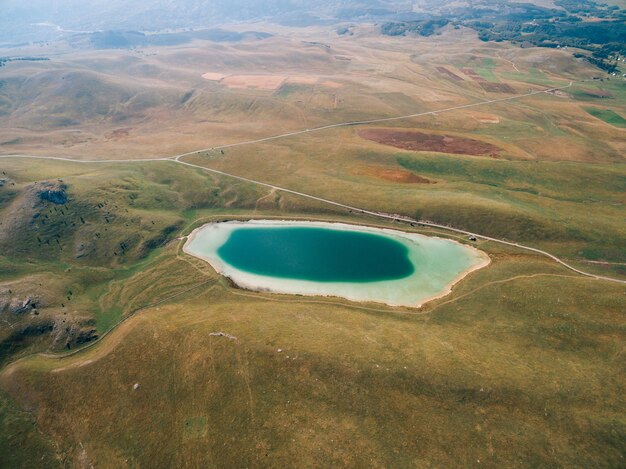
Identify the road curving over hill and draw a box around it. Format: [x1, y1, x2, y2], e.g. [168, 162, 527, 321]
[2, 79, 624, 285]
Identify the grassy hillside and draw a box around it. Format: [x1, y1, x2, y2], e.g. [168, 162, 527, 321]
[585, 107, 626, 128]
[2, 241, 624, 467]
[0, 157, 348, 364]
[0, 22, 624, 469]
[184, 121, 626, 270]
[0, 390, 58, 468]
[0, 155, 624, 467]
[2, 24, 622, 161]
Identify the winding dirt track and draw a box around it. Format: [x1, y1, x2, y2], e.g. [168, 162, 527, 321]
[1, 79, 624, 285]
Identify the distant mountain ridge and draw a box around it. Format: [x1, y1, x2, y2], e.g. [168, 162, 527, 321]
[0, 0, 413, 44]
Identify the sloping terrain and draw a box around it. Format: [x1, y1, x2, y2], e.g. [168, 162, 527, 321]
[0, 9, 624, 468]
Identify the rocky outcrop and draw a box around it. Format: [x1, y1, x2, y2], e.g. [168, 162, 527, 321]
[52, 319, 98, 350]
[35, 180, 68, 205]
[0, 293, 40, 315]
[0, 176, 15, 188]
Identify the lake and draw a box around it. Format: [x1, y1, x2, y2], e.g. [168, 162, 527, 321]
[184, 220, 489, 307]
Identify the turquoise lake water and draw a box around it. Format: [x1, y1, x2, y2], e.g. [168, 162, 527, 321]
[184, 221, 489, 307]
[217, 227, 414, 282]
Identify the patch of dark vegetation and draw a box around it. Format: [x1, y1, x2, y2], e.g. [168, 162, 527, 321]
[381, 18, 449, 37]
[380, 0, 626, 73]
[436, 66, 463, 82]
[36, 180, 68, 205]
[0, 174, 17, 210]
[0, 316, 99, 365]
[480, 82, 514, 93]
[585, 108, 626, 128]
[0, 56, 49, 68]
[275, 83, 311, 97]
[140, 222, 183, 254]
[0, 322, 54, 366]
[575, 88, 613, 99]
[180, 90, 194, 104]
[0, 138, 21, 146]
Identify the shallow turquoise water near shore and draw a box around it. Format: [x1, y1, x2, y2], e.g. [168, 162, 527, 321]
[184, 220, 489, 307]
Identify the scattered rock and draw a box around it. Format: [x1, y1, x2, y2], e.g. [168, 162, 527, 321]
[75, 327, 98, 345]
[35, 180, 68, 205]
[0, 321, 56, 365]
[133, 383, 140, 390]
[0, 294, 39, 315]
[0, 177, 15, 188]
[208, 331, 237, 340]
[52, 319, 98, 350]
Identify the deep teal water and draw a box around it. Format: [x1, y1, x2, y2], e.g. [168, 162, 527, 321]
[216, 227, 415, 282]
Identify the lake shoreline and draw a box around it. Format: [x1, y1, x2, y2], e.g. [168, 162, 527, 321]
[184, 219, 490, 308]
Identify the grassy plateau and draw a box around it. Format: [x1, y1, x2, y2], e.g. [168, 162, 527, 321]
[0, 20, 624, 469]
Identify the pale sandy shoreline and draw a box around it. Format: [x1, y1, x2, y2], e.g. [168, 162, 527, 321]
[183, 219, 491, 308]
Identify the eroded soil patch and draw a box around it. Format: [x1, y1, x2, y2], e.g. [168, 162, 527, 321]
[436, 67, 463, 82]
[355, 166, 433, 184]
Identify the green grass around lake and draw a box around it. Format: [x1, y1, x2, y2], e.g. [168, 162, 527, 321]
[3, 250, 624, 468]
[0, 143, 624, 468]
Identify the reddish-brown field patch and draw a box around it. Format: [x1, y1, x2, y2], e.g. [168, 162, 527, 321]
[221, 75, 287, 90]
[355, 165, 433, 184]
[436, 67, 463, 82]
[480, 82, 514, 93]
[359, 129, 501, 157]
[105, 128, 131, 140]
[473, 113, 501, 124]
[462, 68, 485, 82]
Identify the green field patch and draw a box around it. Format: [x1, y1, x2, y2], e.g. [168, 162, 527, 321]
[570, 86, 615, 101]
[183, 416, 208, 439]
[396, 153, 626, 202]
[475, 58, 498, 82]
[275, 83, 311, 97]
[585, 108, 626, 128]
[501, 68, 555, 87]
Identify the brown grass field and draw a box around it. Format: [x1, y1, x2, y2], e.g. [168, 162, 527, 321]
[0, 24, 623, 162]
[221, 74, 287, 90]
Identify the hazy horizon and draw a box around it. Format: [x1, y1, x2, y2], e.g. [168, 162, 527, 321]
[0, 0, 416, 44]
